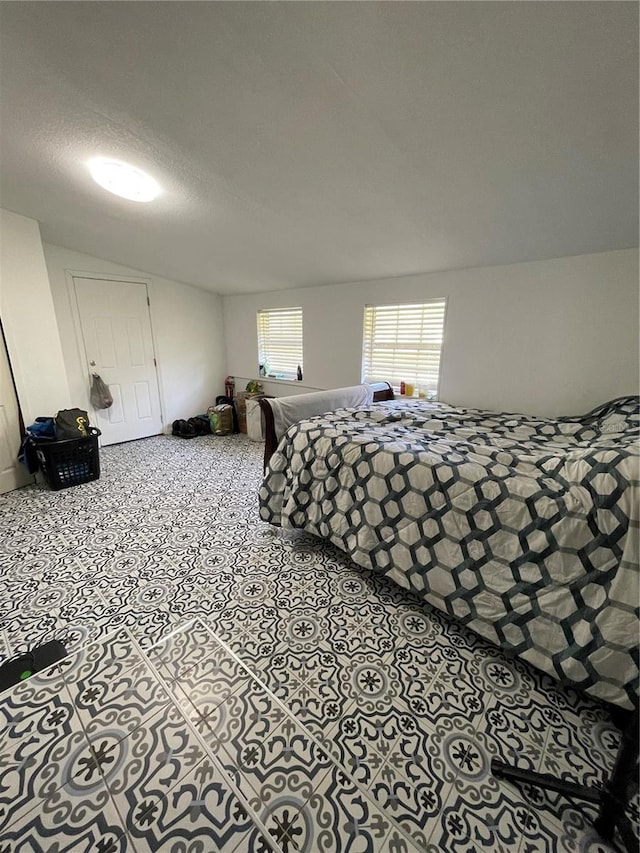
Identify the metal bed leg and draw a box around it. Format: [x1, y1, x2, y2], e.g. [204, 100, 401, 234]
[491, 705, 639, 853]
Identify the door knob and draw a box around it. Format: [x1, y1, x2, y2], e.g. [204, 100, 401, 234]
[90, 360, 96, 366]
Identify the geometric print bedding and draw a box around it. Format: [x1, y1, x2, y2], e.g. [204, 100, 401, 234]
[260, 396, 640, 710]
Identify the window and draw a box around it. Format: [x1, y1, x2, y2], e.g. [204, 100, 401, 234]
[257, 307, 303, 381]
[362, 299, 446, 397]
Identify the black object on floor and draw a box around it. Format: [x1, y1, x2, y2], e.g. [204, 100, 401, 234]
[492, 704, 639, 853]
[0, 640, 68, 693]
[172, 419, 197, 438]
[35, 428, 101, 490]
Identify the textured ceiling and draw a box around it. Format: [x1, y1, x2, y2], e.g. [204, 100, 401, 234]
[0, 2, 637, 295]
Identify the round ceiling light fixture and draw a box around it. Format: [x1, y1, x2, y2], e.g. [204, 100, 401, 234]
[88, 157, 161, 202]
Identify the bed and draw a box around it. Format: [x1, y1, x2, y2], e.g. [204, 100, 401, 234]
[259, 392, 639, 710]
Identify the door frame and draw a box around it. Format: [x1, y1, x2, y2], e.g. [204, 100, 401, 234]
[0, 318, 34, 492]
[64, 269, 165, 440]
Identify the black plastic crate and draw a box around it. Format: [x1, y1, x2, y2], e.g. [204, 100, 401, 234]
[35, 428, 101, 490]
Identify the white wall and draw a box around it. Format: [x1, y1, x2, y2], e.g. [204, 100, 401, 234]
[223, 249, 639, 417]
[43, 244, 227, 429]
[0, 210, 71, 423]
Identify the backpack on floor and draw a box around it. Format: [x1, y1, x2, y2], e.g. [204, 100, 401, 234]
[188, 415, 211, 436]
[172, 419, 197, 439]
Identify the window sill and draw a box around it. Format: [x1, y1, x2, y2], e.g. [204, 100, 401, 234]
[397, 393, 439, 401]
[236, 376, 321, 392]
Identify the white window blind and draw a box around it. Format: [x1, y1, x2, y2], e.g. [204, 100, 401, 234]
[362, 299, 446, 396]
[257, 307, 303, 380]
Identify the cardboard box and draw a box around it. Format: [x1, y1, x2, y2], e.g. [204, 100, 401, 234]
[235, 391, 264, 416]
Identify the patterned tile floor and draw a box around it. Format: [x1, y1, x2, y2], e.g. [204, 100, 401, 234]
[0, 434, 637, 851]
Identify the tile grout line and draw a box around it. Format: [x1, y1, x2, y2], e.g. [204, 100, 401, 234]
[56, 619, 271, 851]
[53, 628, 150, 852]
[176, 616, 424, 851]
[2, 656, 132, 848]
[125, 621, 287, 853]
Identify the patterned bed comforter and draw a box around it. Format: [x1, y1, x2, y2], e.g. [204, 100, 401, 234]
[259, 396, 640, 709]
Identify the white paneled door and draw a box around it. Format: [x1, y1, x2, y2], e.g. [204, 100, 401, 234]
[0, 324, 32, 493]
[74, 277, 163, 446]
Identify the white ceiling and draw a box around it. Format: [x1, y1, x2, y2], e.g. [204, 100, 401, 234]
[0, 2, 637, 296]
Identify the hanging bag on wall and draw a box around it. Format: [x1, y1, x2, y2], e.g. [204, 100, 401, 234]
[90, 373, 113, 410]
